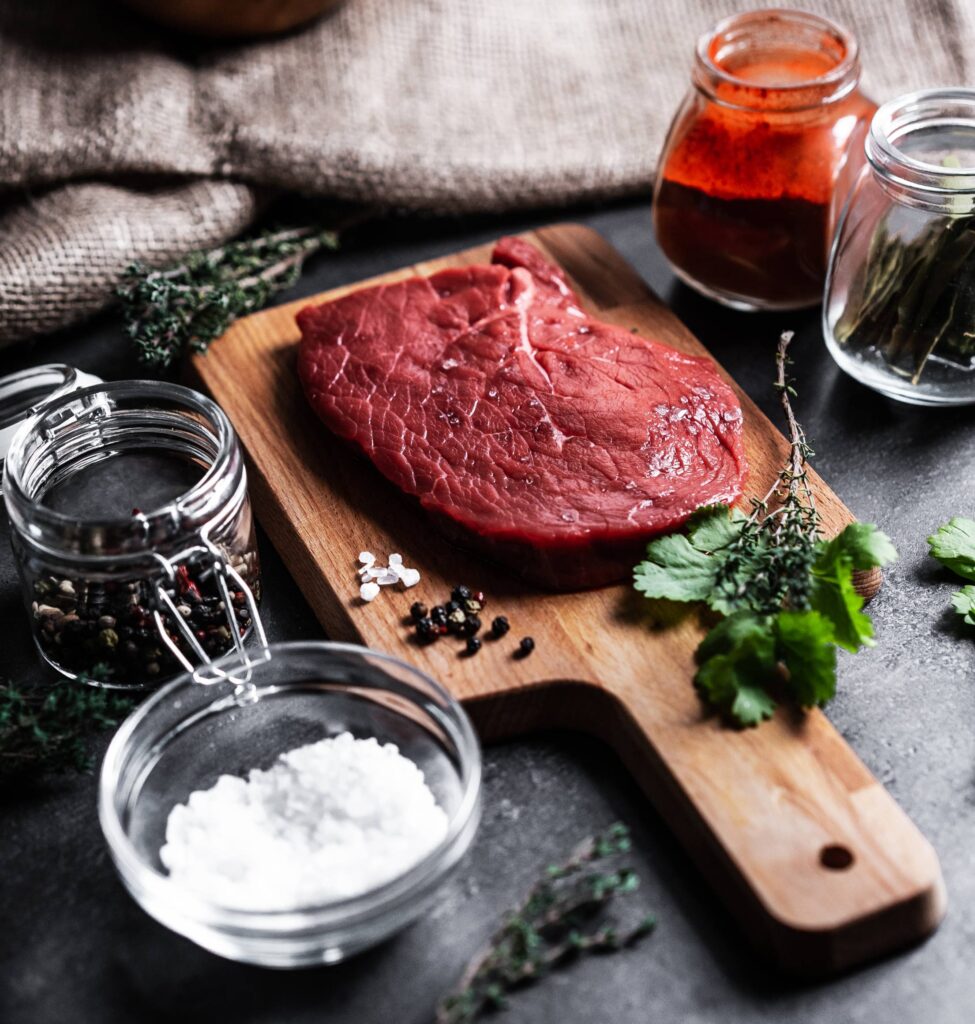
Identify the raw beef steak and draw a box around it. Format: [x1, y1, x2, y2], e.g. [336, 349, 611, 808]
[297, 237, 746, 589]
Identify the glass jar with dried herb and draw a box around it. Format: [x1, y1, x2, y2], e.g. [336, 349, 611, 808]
[2, 381, 261, 689]
[653, 9, 874, 310]
[825, 90, 975, 405]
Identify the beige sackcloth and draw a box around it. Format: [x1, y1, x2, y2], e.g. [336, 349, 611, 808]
[1, 0, 972, 344]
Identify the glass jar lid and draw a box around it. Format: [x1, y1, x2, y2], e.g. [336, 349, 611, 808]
[867, 88, 975, 210]
[0, 364, 101, 475]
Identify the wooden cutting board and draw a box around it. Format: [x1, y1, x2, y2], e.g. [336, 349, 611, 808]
[189, 223, 945, 976]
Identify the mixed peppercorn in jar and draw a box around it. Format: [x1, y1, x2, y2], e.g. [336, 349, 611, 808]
[3, 380, 261, 689]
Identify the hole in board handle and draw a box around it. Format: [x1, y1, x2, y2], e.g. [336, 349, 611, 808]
[820, 844, 854, 871]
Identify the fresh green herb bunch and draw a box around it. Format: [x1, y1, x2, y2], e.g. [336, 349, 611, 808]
[0, 669, 135, 783]
[436, 823, 655, 1024]
[928, 516, 975, 624]
[634, 332, 897, 726]
[118, 225, 339, 369]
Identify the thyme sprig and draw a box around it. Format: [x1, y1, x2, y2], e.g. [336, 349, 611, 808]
[713, 330, 820, 614]
[118, 224, 340, 369]
[436, 823, 655, 1024]
[0, 670, 135, 784]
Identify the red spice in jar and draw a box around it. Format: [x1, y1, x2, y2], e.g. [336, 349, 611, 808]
[653, 10, 875, 310]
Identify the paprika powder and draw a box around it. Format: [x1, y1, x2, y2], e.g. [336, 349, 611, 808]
[653, 9, 875, 310]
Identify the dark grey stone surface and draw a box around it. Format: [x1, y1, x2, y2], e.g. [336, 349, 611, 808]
[2, 202, 973, 1024]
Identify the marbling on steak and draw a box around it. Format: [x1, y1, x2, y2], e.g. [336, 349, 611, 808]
[297, 237, 746, 589]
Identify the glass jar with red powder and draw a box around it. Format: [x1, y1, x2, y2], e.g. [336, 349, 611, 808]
[653, 9, 875, 311]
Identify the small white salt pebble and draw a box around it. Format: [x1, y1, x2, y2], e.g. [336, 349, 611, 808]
[399, 568, 421, 588]
[388, 553, 403, 566]
[359, 581, 381, 602]
[376, 570, 400, 586]
[358, 551, 376, 566]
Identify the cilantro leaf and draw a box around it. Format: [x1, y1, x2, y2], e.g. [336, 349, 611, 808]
[808, 525, 886, 652]
[686, 504, 746, 554]
[808, 569, 871, 652]
[731, 685, 778, 727]
[817, 522, 898, 571]
[928, 517, 975, 581]
[694, 612, 778, 726]
[951, 585, 975, 625]
[774, 610, 837, 706]
[634, 534, 722, 603]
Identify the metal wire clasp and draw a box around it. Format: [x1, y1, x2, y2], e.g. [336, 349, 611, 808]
[150, 543, 270, 689]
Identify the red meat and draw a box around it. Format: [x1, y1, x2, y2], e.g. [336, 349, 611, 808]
[297, 237, 746, 589]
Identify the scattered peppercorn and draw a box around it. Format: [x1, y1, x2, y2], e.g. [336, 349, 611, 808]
[491, 615, 510, 638]
[458, 615, 482, 638]
[415, 616, 437, 642]
[406, 584, 518, 655]
[447, 608, 468, 634]
[516, 636, 535, 658]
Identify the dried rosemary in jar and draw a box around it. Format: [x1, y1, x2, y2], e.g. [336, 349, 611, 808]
[825, 89, 975, 406]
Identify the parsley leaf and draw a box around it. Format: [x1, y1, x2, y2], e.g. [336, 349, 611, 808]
[809, 523, 895, 652]
[731, 684, 778, 727]
[928, 517, 975, 581]
[818, 522, 898, 571]
[694, 612, 778, 726]
[951, 585, 975, 625]
[686, 504, 747, 553]
[634, 505, 745, 604]
[633, 534, 719, 603]
[774, 610, 837, 706]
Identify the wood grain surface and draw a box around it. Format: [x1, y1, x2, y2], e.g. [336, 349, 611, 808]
[189, 223, 945, 976]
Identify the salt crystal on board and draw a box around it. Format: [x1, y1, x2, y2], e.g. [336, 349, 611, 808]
[355, 552, 421, 601]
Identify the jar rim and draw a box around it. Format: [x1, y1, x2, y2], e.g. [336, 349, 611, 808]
[694, 8, 859, 112]
[2, 379, 240, 559]
[867, 88, 975, 197]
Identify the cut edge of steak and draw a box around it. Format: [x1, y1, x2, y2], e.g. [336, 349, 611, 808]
[297, 237, 747, 591]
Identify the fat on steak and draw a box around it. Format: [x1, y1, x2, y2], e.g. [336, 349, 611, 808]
[297, 237, 746, 589]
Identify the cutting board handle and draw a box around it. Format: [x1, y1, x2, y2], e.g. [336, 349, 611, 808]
[603, 680, 944, 975]
[470, 677, 945, 976]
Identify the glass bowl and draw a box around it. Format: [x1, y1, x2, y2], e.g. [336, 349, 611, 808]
[98, 641, 481, 967]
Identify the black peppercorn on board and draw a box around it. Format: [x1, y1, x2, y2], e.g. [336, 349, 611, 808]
[189, 223, 945, 977]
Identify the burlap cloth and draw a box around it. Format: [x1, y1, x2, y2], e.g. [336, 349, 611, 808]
[1, 0, 973, 346]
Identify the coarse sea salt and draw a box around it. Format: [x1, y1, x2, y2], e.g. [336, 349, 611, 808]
[355, 551, 421, 601]
[159, 733, 448, 911]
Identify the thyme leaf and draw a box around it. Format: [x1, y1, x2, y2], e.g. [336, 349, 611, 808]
[0, 668, 135, 784]
[435, 823, 655, 1024]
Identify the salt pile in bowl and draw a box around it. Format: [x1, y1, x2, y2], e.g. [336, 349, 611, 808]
[159, 732, 449, 911]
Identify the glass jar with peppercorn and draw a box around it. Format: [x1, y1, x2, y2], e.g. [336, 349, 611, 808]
[653, 8, 875, 310]
[2, 381, 262, 689]
[825, 89, 975, 405]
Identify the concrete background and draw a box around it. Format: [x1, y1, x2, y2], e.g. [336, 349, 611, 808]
[2, 202, 972, 1023]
